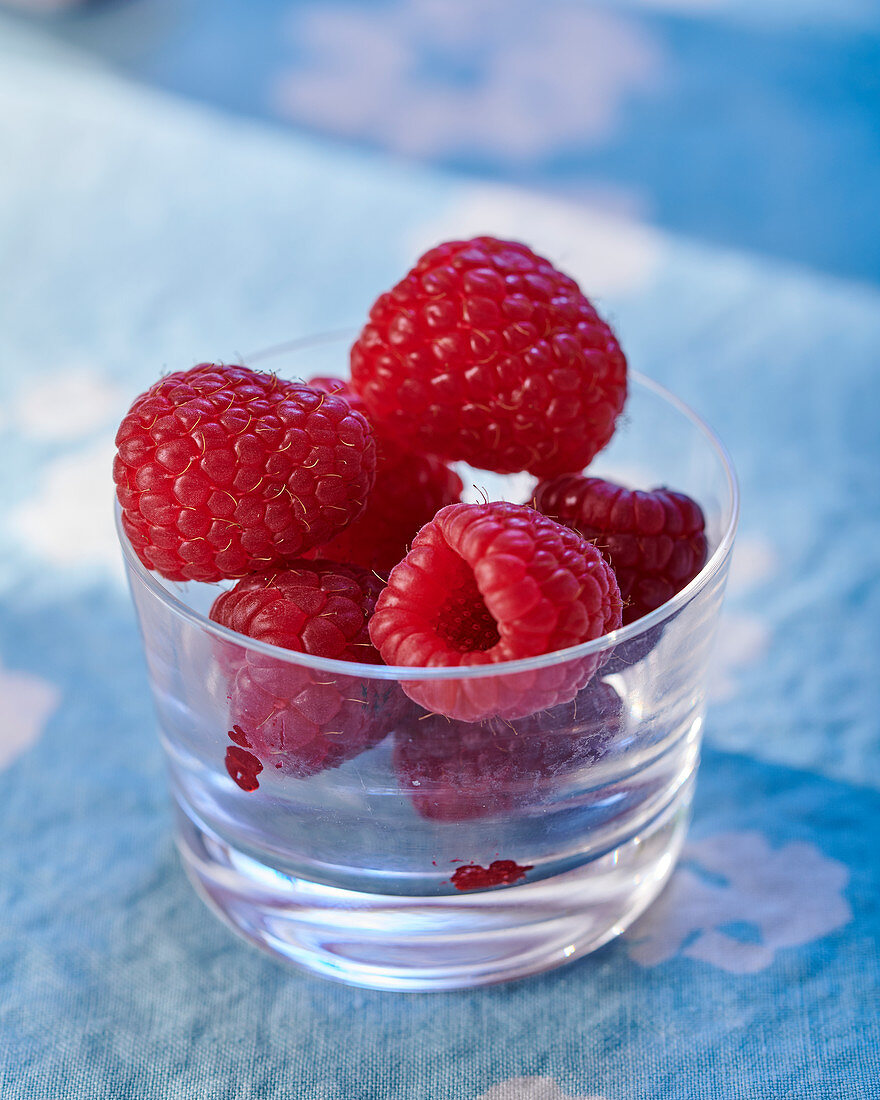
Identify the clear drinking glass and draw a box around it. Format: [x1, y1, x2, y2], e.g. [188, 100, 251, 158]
[117, 334, 738, 991]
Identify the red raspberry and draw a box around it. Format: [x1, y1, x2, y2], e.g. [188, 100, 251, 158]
[534, 475, 708, 624]
[210, 562, 400, 777]
[394, 680, 623, 822]
[305, 376, 463, 572]
[114, 363, 375, 582]
[369, 501, 622, 721]
[350, 237, 627, 477]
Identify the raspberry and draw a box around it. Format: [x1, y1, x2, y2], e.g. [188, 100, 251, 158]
[394, 680, 623, 821]
[350, 236, 627, 477]
[211, 560, 383, 660]
[210, 562, 400, 777]
[534, 475, 708, 624]
[369, 501, 622, 721]
[305, 376, 463, 572]
[113, 363, 375, 582]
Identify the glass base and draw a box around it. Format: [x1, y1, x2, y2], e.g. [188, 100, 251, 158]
[175, 788, 691, 992]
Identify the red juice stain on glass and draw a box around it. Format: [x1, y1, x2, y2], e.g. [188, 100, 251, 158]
[228, 724, 251, 748]
[225, 744, 263, 792]
[451, 860, 533, 891]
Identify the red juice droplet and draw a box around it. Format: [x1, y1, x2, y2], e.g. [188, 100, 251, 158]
[451, 860, 533, 891]
[225, 745, 263, 792]
[228, 724, 251, 748]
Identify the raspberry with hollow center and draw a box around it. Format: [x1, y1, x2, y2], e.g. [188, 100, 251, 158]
[369, 501, 622, 721]
[534, 475, 708, 624]
[304, 376, 462, 572]
[114, 363, 375, 582]
[211, 562, 402, 777]
[350, 236, 627, 477]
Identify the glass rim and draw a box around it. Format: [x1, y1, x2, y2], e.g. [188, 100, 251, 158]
[115, 351, 739, 683]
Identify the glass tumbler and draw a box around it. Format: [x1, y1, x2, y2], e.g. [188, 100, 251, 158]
[118, 335, 738, 991]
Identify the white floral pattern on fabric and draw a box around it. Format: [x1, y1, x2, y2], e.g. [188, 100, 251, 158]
[0, 659, 59, 772]
[709, 616, 770, 702]
[408, 184, 664, 296]
[13, 366, 124, 442]
[476, 1079, 608, 1100]
[273, 0, 662, 161]
[11, 437, 125, 582]
[626, 831, 851, 973]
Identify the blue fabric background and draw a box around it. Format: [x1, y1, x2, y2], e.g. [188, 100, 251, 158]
[0, 5, 878, 1097]
[25, 0, 880, 284]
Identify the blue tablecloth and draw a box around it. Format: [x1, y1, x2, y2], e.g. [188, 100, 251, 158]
[1, 7, 878, 1098]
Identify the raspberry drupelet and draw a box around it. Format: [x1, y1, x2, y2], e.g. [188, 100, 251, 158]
[114, 363, 375, 582]
[350, 236, 627, 477]
[369, 501, 622, 721]
[534, 475, 708, 624]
